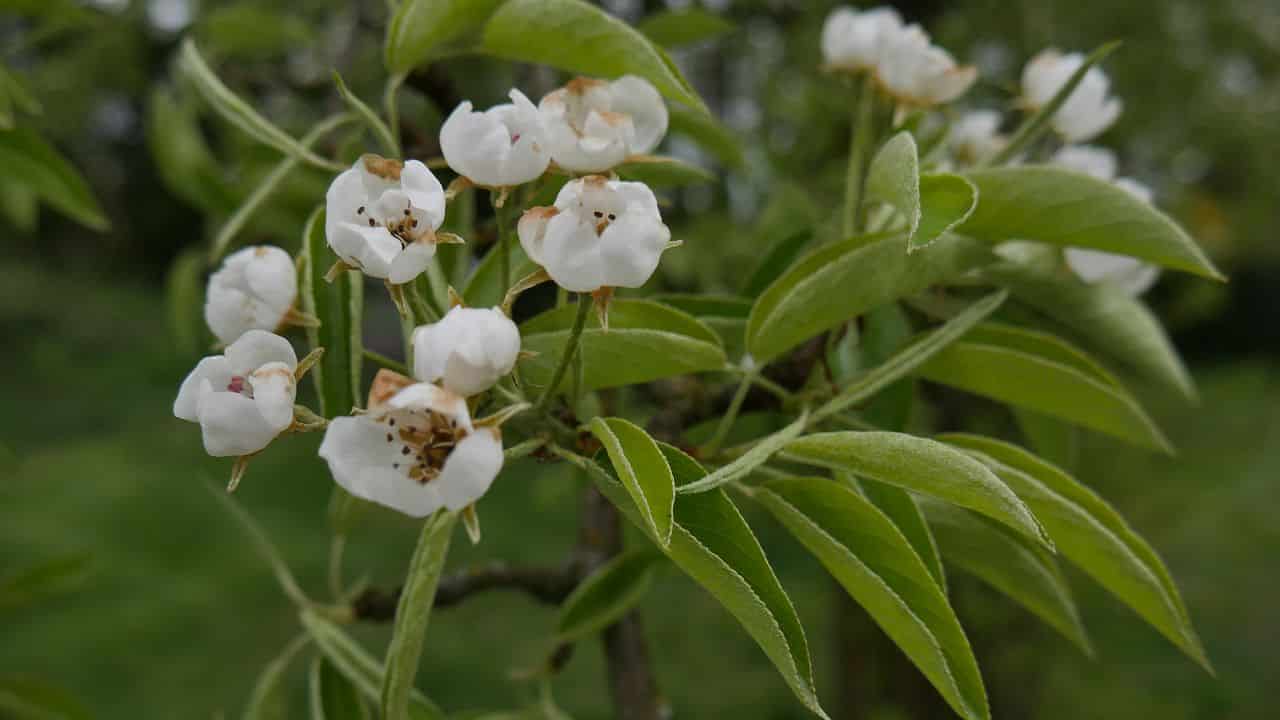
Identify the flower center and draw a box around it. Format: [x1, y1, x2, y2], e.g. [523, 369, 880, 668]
[380, 410, 467, 484]
[227, 375, 252, 397]
[356, 203, 423, 248]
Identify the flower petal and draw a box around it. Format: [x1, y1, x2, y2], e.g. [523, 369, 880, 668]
[318, 416, 444, 517]
[249, 361, 297, 432]
[387, 241, 436, 285]
[196, 390, 281, 456]
[387, 382, 472, 431]
[608, 75, 667, 154]
[434, 428, 504, 511]
[175, 356, 232, 422]
[225, 330, 298, 375]
[400, 160, 446, 231]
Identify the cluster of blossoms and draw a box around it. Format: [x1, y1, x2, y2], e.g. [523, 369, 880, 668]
[175, 74, 675, 519]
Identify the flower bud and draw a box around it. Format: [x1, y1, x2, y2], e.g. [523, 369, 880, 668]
[412, 306, 521, 397]
[877, 25, 976, 107]
[204, 246, 297, 346]
[440, 89, 550, 187]
[1021, 49, 1122, 142]
[821, 6, 903, 72]
[538, 76, 668, 173]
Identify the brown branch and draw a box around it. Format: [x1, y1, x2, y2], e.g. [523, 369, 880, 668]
[353, 561, 578, 621]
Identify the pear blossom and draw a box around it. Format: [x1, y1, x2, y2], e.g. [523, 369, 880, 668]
[518, 176, 671, 293]
[325, 155, 447, 284]
[203, 245, 297, 346]
[877, 25, 977, 107]
[318, 373, 504, 518]
[1021, 49, 1122, 142]
[440, 89, 550, 187]
[949, 110, 1007, 165]
[820, 6, 903, 72]
[538, 76, 668, 173]
[412, 306, 521, 397]
[174, 330, 298, 457]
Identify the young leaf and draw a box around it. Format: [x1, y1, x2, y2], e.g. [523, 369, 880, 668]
[520, 299, 727, 393]
[480, 0, 706, 112]
[754, 477, 988, 720]
[243, 635, 309, 720]
[382, 510, 459, 720]
[921, 499, 1092, 655]
[0, 127, 108, 230]
[385, 0, 506, 73]
[583, 445, 827, 718]
[959, 166, 1222, 280]
[939, 434, 1209, 670]
[781, 432, 1051, 549]
[301, 208, 364, 416]
[856, 478, 947, 592]
[678, 411, 808, 494]
[746, 233, 991, 363]
[866, 132, 978, 251]
[589, 417, 676, 546]
[636, 7, 735, 48]
[310, 656, 372, 720]
[556, 549, 661, 643]
[916, 327, 1171, 452]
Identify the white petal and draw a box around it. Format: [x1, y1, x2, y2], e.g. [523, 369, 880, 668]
[318, 416, 444, 518]
[434, 428, 504, 511]
[243, 246, 296, 314]
[1115, 177, 1154, 204]
[598, 213, 670, 288]
[1064, 247, 1150, 292]
[248, 361, 297, 432]
[196, 390, 281, 456]
[517, 207, 558, 265]
[541, 212, 607, 292]
[175, 356, 232, 422]
[1052, 145, 1118, 180]
[204, 285, 257, 346]
[387, 241, 436, 285]
[387, 382, 472, 431]
[400, 160, 447, 231]
[325, 168, 370, 246]
[225, 330, 298, 375]
[608, 75, 667, 154]
[411, 322, 450, 384]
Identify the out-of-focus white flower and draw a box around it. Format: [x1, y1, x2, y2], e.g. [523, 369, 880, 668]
[538, 76, 668, 173]
[517, 176, 671, 293]
[204, 246, 297, 346]
[325, 155, 447, 284]
[950, 110, 1006, 165]
[1051, 145, 1158, 295]
[820, 6, 903, 72]
[412, 306, 521, 397]
[440, 89, 550, 187]
[318, 373, 504, 518]
[877, 25, 977, 107]
[174, 330, 298, 457]
[1021, 49, 1122, 142]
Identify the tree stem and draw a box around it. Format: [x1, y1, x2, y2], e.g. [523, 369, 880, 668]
[534, 297, 591, 414]
[843, 73, 877, 239]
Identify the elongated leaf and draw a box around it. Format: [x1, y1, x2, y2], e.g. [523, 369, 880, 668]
[243, 635, 308, 720]
[1013, 409, 1080, 472]
[556, 549, 660, 643]
[746, 233, 990, 362]
[382, 510, 459, 720]
[651, 292, 751, 355]
[310, 656, 371, 720]
[866, 132, 978, 251]
[480, 0, 705, 112]
[146, 86, 236, 214]
[856, 478, 947, 592]
[520, 299, 727, 392]
[939, 434, 1208, 669]
[583, 445, 826, 718]
[197, 5, 313, 60]
[814, 291, 1006, 422]
[589, 418, 675, 546]
[916, 330, 1170, 451]
[679, 411, 808, 494]
[983, 261, 1195, 402]
[0, 127, 107, 230]
[178, 39, 338, 170]
[462, 242, 537, 308]
[0, 554, 91, 615]
[615, 154, 715, 188]
[755, 477, 987, 720]
[301, 610, 446, 719]
[0, 675, 90, 720]
[386, 0, 505, 73]
[781, 432, 1051, 548]
[667, 105, 745, 169]
[921, 500, 1092, 654]
[637, 7, 734, 48]
[301, 208, 364, 416]
[959, 166, 1221, 280]
[742, 229, 812, 298]
[0, 175, 37, 231]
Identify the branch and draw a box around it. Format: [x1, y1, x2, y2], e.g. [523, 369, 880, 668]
[353, 561, 577, 621]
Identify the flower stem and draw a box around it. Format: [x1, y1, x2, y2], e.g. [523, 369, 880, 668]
[843, 73, 877, 239]
[702, 368, 755, 457]
[492, 190, 515, 294]
[534, 297, 592, 414]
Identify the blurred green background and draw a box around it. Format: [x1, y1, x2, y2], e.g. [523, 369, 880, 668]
[2, 0, 1278, 717]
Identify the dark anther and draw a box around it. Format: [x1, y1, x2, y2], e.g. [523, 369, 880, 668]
[593, 211, 603, 218]
[357, 206, 365, 215]
[368, 218, 376, 227]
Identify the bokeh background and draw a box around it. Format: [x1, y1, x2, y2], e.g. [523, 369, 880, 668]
[3, 0, 1278, 717]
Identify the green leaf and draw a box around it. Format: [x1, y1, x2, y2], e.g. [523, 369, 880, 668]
[198, 5, 313, 60]
[178, 39, 339, 171]
[385, 0, 506, 73]
[742, 229, 812, 299]
[983, 260, 1196, 402]
[614, 155, 715, 188]
[958, 166, 1222, 280]
[0, 128, 108, 230]
[146, 86, 236, 214]
[915, 325, 1171, 451]
[637, 7, 734, 48]
[814, 291, 1007, 423]
[301, 610, 446, 720]
[746, 233, 990, 362]
[921, 500, 1092, 654]
[556, 549, 660, 643]
[667, 105, 745, 169]
[462, 242, 538, 308]
[857, 478, 947, 592]
[301, 208, 365, 416]
[480, 0, 706, 112]
[781, 432, 1051, 549]
[754, 477, 987, 720]
[520, 299, 727, 392]
[939, 433, 1209, 669]
[651, 293, 751, 357]
[583, 445, 826, 718]
[332, 73, 398, 156]
[0, 63, 41, 118]
[1013, 409, 1080, 473]
[0, 554, 91, 615]
[0, 675, 91, 720]
[164, 246, 209, 358]
[866, 132, 978, 251]
[243, 635, 308, 720]
[310, 656, 372, 720]
[0, 176, 38, 232]
[678, 411, 808, 494]
[382, 510, 459, 720]
[589, 417, 676, 546]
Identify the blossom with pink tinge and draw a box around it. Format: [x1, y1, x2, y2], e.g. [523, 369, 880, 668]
[538, 76, 668, 173]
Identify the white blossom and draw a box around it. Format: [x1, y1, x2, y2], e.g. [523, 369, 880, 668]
[412, 306, 521, 397]
[877, 25, 977, 107]
[1021, 49, 1122, 142]
[518, 176, 671, 293]
[174, 330, 297, 457]
[325, 155, 447, 284]
[538, 76, 668, 173]
[203, 245, 297, 346]
[949, 110, 1006, 165]
[820, 6, 903, 72]
[318, 376, 504, 518]
[440, 89, 550, 187]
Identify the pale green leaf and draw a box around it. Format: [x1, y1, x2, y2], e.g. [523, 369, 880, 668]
[589, 417, 676, 546]
[856, 478, 947, 592]
[462, 242, 538, 308]
[0, 127, 108, 230]
[309, 656, 371, 720]
[243, 635, 308, 720]
[164, 246, 209, 358]
[301, 208, 365, 417]
[146, 86, 236, 214]
[198, 5, 313, 60]
[1013, 409, 1080, 472]
[867, 132, 978, 251]
[678, 411, 808, 494]
[615, 154, 715, 188]
[385, 0, 505, 73]
[651, 293, 751, 357]
[556, 549, 660, 642]
[637, 7, 734, 48]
